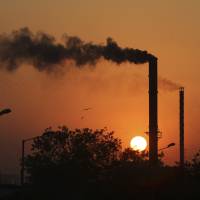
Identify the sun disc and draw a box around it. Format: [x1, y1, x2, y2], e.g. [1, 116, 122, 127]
[130, 136, 147, 151]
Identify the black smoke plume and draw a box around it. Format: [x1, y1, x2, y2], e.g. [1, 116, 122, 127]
[0, 27, 156, 72]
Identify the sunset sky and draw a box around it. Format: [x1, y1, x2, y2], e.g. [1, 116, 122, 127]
[0, 0, 200, 174]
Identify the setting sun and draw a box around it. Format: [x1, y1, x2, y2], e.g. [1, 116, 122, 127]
[130, 136, 147, 151]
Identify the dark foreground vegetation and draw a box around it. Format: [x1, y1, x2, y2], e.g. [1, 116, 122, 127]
[2, 127, 200, 200]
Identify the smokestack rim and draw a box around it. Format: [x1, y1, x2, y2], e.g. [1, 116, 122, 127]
[179, 87, 184, 92]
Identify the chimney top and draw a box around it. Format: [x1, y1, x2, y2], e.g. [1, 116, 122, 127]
[179, 87, 184, 91]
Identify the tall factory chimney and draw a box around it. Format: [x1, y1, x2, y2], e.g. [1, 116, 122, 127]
[149, 58, 158, 166]
[179, 87, 184, 168]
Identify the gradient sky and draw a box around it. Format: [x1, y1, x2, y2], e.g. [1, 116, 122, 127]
[0, 0, 200, 174]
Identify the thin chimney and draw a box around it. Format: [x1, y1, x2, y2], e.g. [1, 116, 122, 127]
[179, 87, 184, 168]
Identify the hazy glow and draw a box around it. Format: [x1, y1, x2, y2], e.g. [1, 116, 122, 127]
[0, 0, 200, 172]
[130, 136, 147, 151]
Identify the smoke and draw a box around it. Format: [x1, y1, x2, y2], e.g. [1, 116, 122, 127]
[0, 27, 156, 72]
[159, 77, 181, 91]
[0, 28, 181, 92]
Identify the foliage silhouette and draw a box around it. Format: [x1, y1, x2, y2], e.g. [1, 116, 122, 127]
[23, 127, 200, 200]
[24, 126, 122, 199]
[184, 149, 200, 180]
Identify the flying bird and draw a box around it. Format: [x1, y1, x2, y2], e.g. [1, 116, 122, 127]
[83, 107, 92, 111]
[0, 108, 12, 116]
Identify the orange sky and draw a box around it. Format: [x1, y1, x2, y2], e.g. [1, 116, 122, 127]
[0, 0, 200, 173]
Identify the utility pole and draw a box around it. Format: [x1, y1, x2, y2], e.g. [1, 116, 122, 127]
[21, 140, 25, 185]
[21, 136, 39, 185]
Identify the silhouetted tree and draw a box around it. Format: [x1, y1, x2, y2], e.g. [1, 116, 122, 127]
[25, 126, 179, 200]
[24, 126, 121, 199]
[121, 148, 148, 164]
[185, 149, 200, 180]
